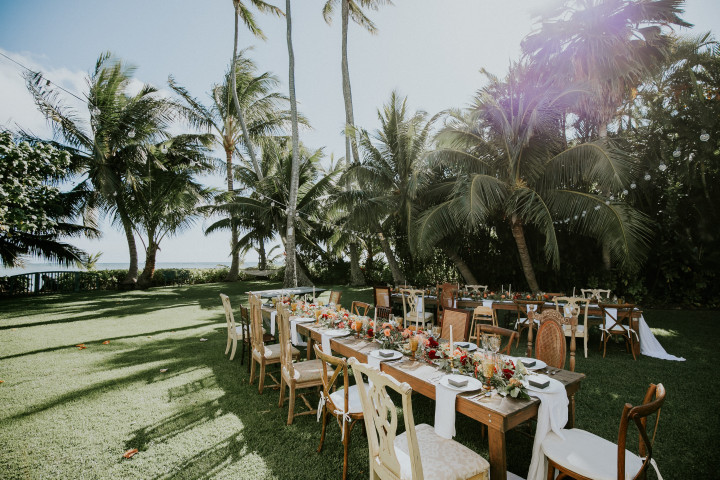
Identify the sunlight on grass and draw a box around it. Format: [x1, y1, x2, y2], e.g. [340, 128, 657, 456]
[650, 328, 680, 338]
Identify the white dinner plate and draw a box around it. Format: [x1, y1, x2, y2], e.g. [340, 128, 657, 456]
[292, 317, 315, 323]
[322, 329, 351, 337]
[439, 374, 484, 392]
[453, 342, 478, 352]
[516, 357, 547, 371]
[368, 349, 403, 362]
[522, 374, 565, 394]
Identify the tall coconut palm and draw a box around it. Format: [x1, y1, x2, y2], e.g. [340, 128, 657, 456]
[169, 53, 293, 279]
[25, 53, 173, 286]
[338, 91, 433, 284]
[417, 65, 652, 292]
[126, 135, 215, 288]
[323, 0, 392, 286]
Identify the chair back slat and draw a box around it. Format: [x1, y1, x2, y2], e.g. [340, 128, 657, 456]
[374, 286, 391, 308]
[476, 324, 517, 355]
[248, 294, 266, 355]
[535, 319, 566, 370]
[617, 383, 666, 479]
[440, 307, 471, 342]
[351, 301, 371, 317]
[313, 344, 349, 417]
[220, 294, 235, 332]
[276, 303, 295, 380]
[400, 289, 426, 323]
[465, 285, 488, 294]
[349, 359, 422, 480]
[581, 288, 612, 302]
[375, 306, 392, 324]
[329, 290, 342, 305]
[599, 303, 637, 332]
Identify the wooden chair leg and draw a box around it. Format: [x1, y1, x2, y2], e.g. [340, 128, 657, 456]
[343, 422, 351, 480]
[317, 407, 328, 452]
[278, 376, 286, 407]
[229, 338, 237, 361]
[249, 357, 257, 385]
[287, 385, 296, 425]
[546, 461, 555, 480]
[225, 336, 231, 355]
[259, 362, 266, 394]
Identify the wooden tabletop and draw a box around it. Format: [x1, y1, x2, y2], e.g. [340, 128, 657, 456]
[295, 322, 585, 480]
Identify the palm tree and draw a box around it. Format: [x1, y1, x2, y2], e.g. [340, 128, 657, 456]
[127, 135, 215, 288]
[25, 53, 173, 286]
[338, 92, 433, 284]
[169, 53, 293, 279]
[417, 65, 652, 292]
[323, 0, 393, 286]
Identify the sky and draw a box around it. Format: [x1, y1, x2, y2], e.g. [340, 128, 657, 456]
[1, 0, 718, 266]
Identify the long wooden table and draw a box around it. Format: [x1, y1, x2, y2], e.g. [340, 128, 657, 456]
[295, 322, 585, 480]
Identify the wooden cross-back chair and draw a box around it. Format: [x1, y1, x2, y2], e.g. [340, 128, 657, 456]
[555, 296, 590, 359]
[440, 307, 471, 342]
[277, 304, 323, 424]
[436, 282, 459, 324]
[314, 344, 364, 480]
[248, 294, 298, 394]
[543, 383, 666, 480]
[400, 288, 433, 330]
[348, 358, 490, 480]
[475, 324, 517, 356]
[513, 299, 546, 352]
[469, 306, 495, 342]
[351, 300, 371, 317]
[599, 303, 639, 360]
[374, 305, 392, 325]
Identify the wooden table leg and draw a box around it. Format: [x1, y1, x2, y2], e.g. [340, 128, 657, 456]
[307, 337, 315, 360]
[488, 427, 508, 480]
[566, 393, 576, 428]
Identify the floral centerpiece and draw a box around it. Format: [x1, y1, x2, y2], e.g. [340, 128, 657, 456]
[374, 322, 411, 350]
[420, 336, 530, 399]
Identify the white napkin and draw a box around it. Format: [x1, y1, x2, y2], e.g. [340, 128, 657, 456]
[526, 382, 569, 480]
[367, 353, 382, 369]
[603, 308, 618, 330]
[416, 298, 424, 314]
[270, 311, 277, 336]
[290, 318, 310, 347]
[434, 381, 459, 439]
[482, 300, 493, 308]
[321, 332, 332, 354]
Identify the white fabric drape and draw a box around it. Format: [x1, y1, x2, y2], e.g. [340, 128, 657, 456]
[526, 386, 569, 480]
[434, 382, 459, 439]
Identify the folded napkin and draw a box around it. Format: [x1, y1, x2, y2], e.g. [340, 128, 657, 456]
[270, 311, 277, 336]
[526, 381, 569, 480]
[321, 332, 332, 354]
[367, 353, 382, 369]
[434, 381, 459, 439]
[482, 300, 493, 308]
[290, 318, 310, 347]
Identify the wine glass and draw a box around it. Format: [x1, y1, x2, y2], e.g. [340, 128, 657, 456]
[409, 335, 419, 359]
[488, 334, 501, 354]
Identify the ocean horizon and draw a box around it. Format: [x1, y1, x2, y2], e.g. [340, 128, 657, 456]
[0, 261, 260, 276]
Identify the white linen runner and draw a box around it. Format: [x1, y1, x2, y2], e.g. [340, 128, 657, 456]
[290, 318, 310, 347]
[321, 332, 332, 354]
[270, 311, 277, 336]
[434, 382, 459, 439]
[526, 385, 569, 480]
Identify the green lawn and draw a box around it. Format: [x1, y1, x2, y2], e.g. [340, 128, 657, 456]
[0, 281, 717, 479]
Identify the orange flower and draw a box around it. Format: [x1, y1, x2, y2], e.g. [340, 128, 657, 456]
[381, 322, 392, 330]
[501, 294, 506, 299]
[526, 294, 531, 299]
[102, 340, 110, 345]
[123, 448, 139, 459]
[383, 328, 391, 337]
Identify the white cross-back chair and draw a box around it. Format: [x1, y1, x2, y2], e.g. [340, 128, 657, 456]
[349, 358, 489, 480]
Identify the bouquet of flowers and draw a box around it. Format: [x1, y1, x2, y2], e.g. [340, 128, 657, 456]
[476, 355, 530, 399]
[374, 322, 410, 350]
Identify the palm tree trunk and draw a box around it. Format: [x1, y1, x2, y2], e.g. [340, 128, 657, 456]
[349, 242, 365, 286]
[340, 0, 360, 165]
[441, 245, 478, 284]
[138, 240, 158, 288]
[232, 2, 263, 181]
[510, 215, 540, 293]
[283, 0, 302, 288]
[598, 123, 612, 271]
[116, 202, 138, 287]
[225, 146, 240, 281]
[377, 230, 404, 285]
[258, 237, 267, 271]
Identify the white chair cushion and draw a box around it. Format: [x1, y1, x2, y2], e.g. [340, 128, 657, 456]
[329, 384, 364, 414]
[291, 359, 323, 382]
[542, 429, 644, 480]
[394, 423, 489, 480]
[256, 343, 299, 360]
